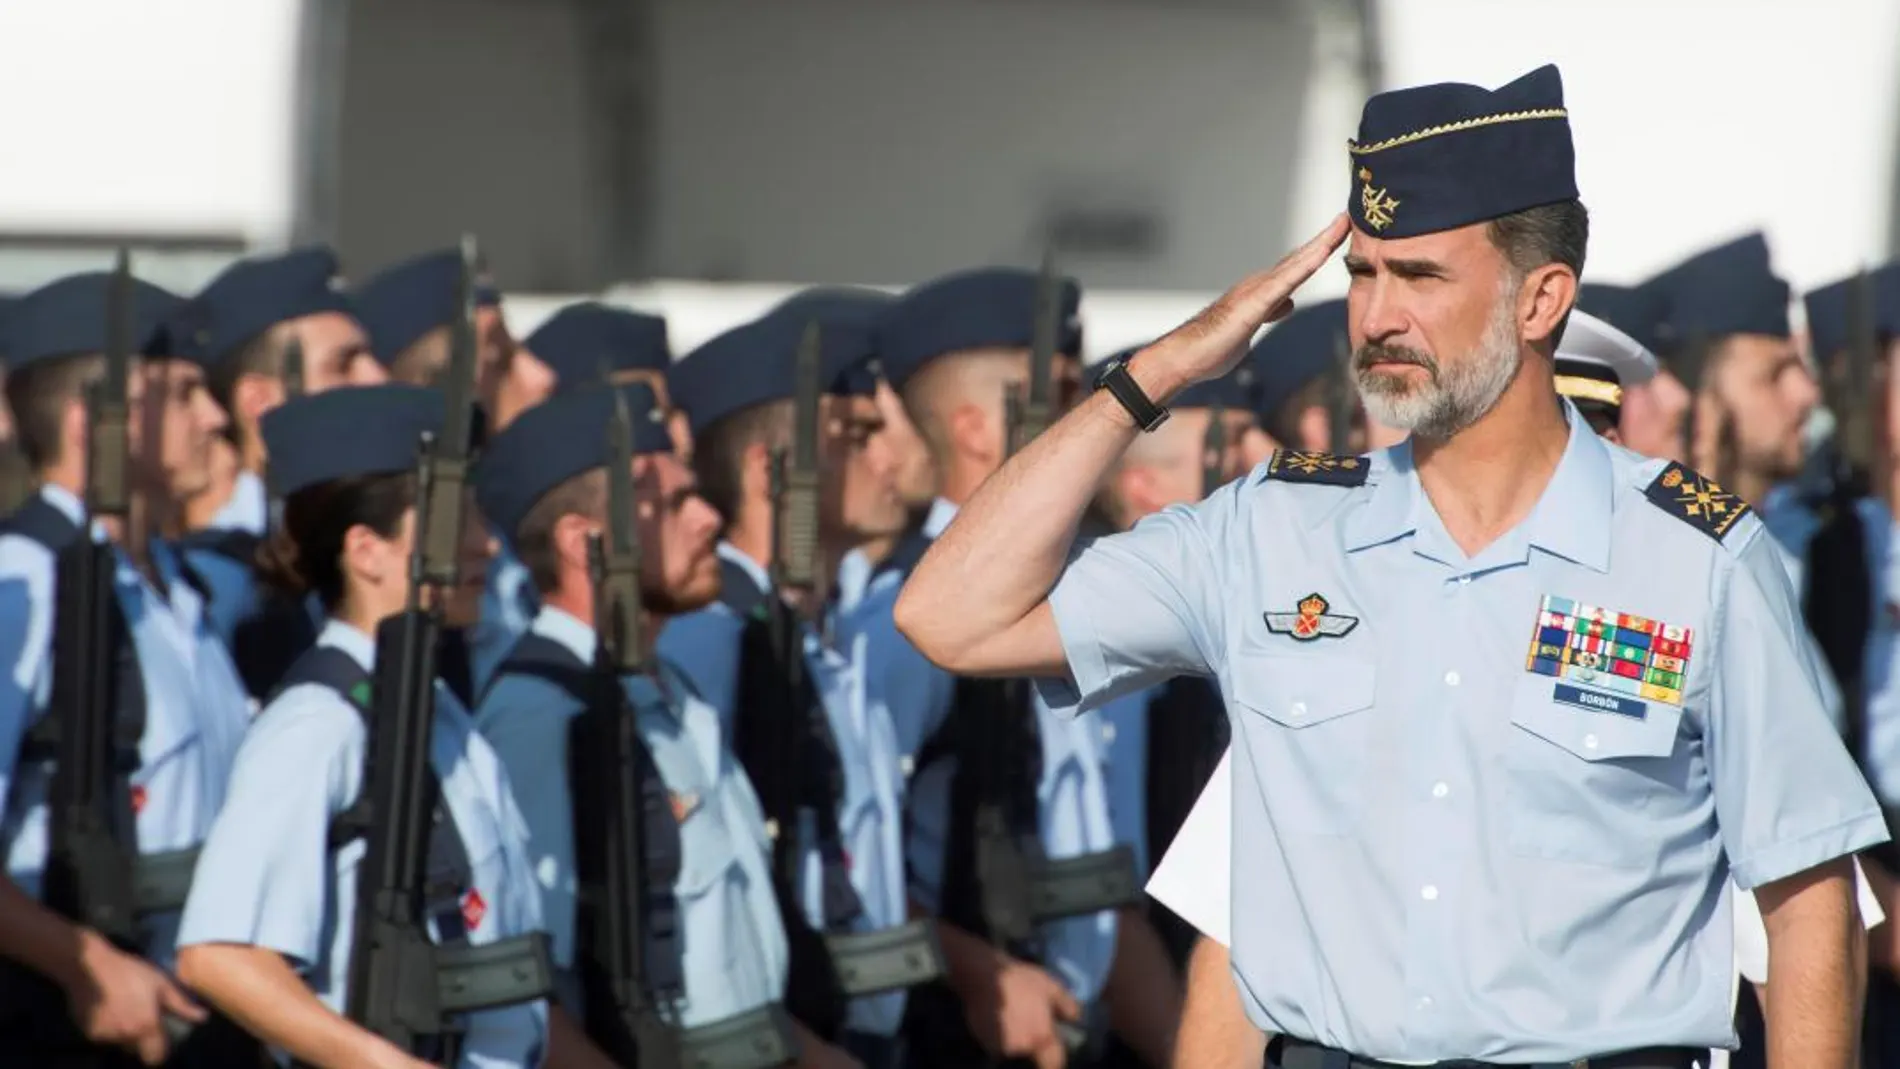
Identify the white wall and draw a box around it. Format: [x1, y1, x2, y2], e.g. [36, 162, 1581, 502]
[645, 0, 1317, 292]
[1374, 0, 1900, 296]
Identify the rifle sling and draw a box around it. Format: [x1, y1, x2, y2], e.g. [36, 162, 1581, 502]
[678, 1002, 799, 1069]
[434, 931, 557, 1014]
[825, 919, 944, 997]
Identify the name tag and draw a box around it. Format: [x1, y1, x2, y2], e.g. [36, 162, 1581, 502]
[1553, 682, 1647, 721]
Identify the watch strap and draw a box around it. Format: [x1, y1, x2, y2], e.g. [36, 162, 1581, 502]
[1098, 356, 1170, 432]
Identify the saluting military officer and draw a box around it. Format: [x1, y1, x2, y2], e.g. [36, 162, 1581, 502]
[897, 64, 1885, 1068]
[173, 245, 385, 645]
[0, 270, 254, 1066]
[473, 381, 863, 1069]
[174, 384, 575, 1069]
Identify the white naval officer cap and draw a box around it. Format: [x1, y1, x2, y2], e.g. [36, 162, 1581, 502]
[1553, 308, 1658, 412]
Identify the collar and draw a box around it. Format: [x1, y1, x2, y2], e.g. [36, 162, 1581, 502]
[716, 540, 772, 593]
[922, 496, 959, 539]
[40, 483, 85, 527]
[1343, 400, 1613, 572]
[315, 618, 378, 670]
[532, 604, 598, 664]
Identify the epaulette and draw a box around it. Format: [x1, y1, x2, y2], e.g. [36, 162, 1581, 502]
[1264, 450, 1369, 488]
[1642, 461, 1752, 543]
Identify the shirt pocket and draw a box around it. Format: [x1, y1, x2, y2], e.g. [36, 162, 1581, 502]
[675, 799, 743, 980]
[1228, 652, 1376, 836]
[1504, 673, 1686, 868]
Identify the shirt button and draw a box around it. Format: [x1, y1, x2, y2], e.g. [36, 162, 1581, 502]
[1458, 575, 1472, 586]
[1431, 782, 1449, 799]
[1420, 885, 1438, 901]
[1444, 670, 1461, 686]
[1583, 734, 1599, 751]
[1288, 700, 1307, 718]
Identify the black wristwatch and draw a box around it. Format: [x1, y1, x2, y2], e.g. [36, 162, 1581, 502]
[1094, 352, 1170, 432]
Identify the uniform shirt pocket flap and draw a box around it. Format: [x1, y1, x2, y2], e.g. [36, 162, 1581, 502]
[1510, 674, 1682, 762]
[1231, 653, 1376, 729]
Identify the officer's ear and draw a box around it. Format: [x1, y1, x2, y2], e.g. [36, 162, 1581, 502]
[232, 371, 280, 437]
[740, 439, 773, 507]
[1516, 262, 1577, 348]
[551, 510, 596, 582]
[946, 399, 997, 468]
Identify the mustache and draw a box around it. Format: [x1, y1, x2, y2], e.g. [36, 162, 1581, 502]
[1353, 343, 1439, 378]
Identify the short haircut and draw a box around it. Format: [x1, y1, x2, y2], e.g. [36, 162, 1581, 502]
[208, 323, 292, 445]
[898, 347, 1019, 463]
[6, 353, 103, 469]
[691, 400, 789, 528]
[389, 326, 450, 385]
[1487, 199, 1589, 279]
[513, 468, 605, 594]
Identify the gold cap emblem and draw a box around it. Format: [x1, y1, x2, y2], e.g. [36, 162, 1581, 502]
[1358, 166, 1400, 232]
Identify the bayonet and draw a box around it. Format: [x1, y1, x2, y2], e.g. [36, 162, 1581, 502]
[282, 334, 305, 400]
[92, 251, 133, 521]
[600, 385, 645, 674]
[1840, 267, 1878, 487]
[773, 322, 823, 595]
[1007, 251, 1060, 457]
[1201, 403, 1225, 498]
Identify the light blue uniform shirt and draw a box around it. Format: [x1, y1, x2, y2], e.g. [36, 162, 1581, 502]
[841, 498, 1120, 1011]
[1761, 487, 1900, 803]
[470, 542, 538, 698]
[177, 619, 549, 1068]
[659, 544, 914, 1035]
[1038, 409, 1889, 1062]
[0, 485, 250, 967]
[474, 606, 792, 1028]
[183, 470, 269, 647]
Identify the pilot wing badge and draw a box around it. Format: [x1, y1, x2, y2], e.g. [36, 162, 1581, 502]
[1265, 592, 1359, 641]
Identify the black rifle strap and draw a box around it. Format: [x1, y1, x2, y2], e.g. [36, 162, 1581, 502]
[1142, 676, 1228, 870]
[717, 559, 862, 930]
[488, 631, 686, 998]
[1804, 487, 1874, 760]
[3, 496, 143, 805]
[267, 645, 475, 937]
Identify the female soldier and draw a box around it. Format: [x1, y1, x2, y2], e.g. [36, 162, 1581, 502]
[172, 384, 610, 1069]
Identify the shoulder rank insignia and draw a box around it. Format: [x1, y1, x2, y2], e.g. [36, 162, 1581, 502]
[1265, 450, 1369, 487]
[1264, 592, 1359, 641]
[1643, 462, 1751, 542]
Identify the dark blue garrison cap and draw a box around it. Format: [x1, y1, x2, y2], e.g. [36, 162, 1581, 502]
[189, 245, 352, 366]
[669, 307, 877, 437]
[1577, 283, 1669, 359]
[1247, 298, 1348, 420]
[876, 267, 1083, 388]
[475, 382, 673, 541]
[1347, 64, 1576, 240]
[527, 302, 670, 387]
[356, 248, 502, 364]
[6, 272, 186, 369]
[1802, 263, 1900, 360]
[262, 384, 441, 498]
[1646, 233, 1791, 345]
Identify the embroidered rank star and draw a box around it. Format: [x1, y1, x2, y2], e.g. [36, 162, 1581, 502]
[1643, 462, 1750, 542]
[1265, 592, 1359, 641]
[1358, 166, 1400, 231]
[1524, 594, 1691, 707]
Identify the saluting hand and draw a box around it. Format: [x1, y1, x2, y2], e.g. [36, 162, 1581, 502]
[62, 930, 208, 1066]
[1132, 215, 1350, 397]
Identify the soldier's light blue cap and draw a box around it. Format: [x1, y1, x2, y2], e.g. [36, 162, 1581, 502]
[1646, 233, 1792, 346]
[875, 268, 1083, 388]
[1246, 298, 1348, 420]
[1802, 263, 1900, 360]
[189, 245, 354, 366]
[474, 382, 673, 541]
[669, 305, 878, 437]
[1347, 65, 1576, 239]
[6, 272, 187, 368]
[355, 249, 501, 364]
[526, 302, 670, 387]
[262, 383, 442, 497]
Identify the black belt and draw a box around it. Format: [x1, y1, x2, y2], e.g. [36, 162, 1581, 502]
[1268, 1036, 1704, 1069]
